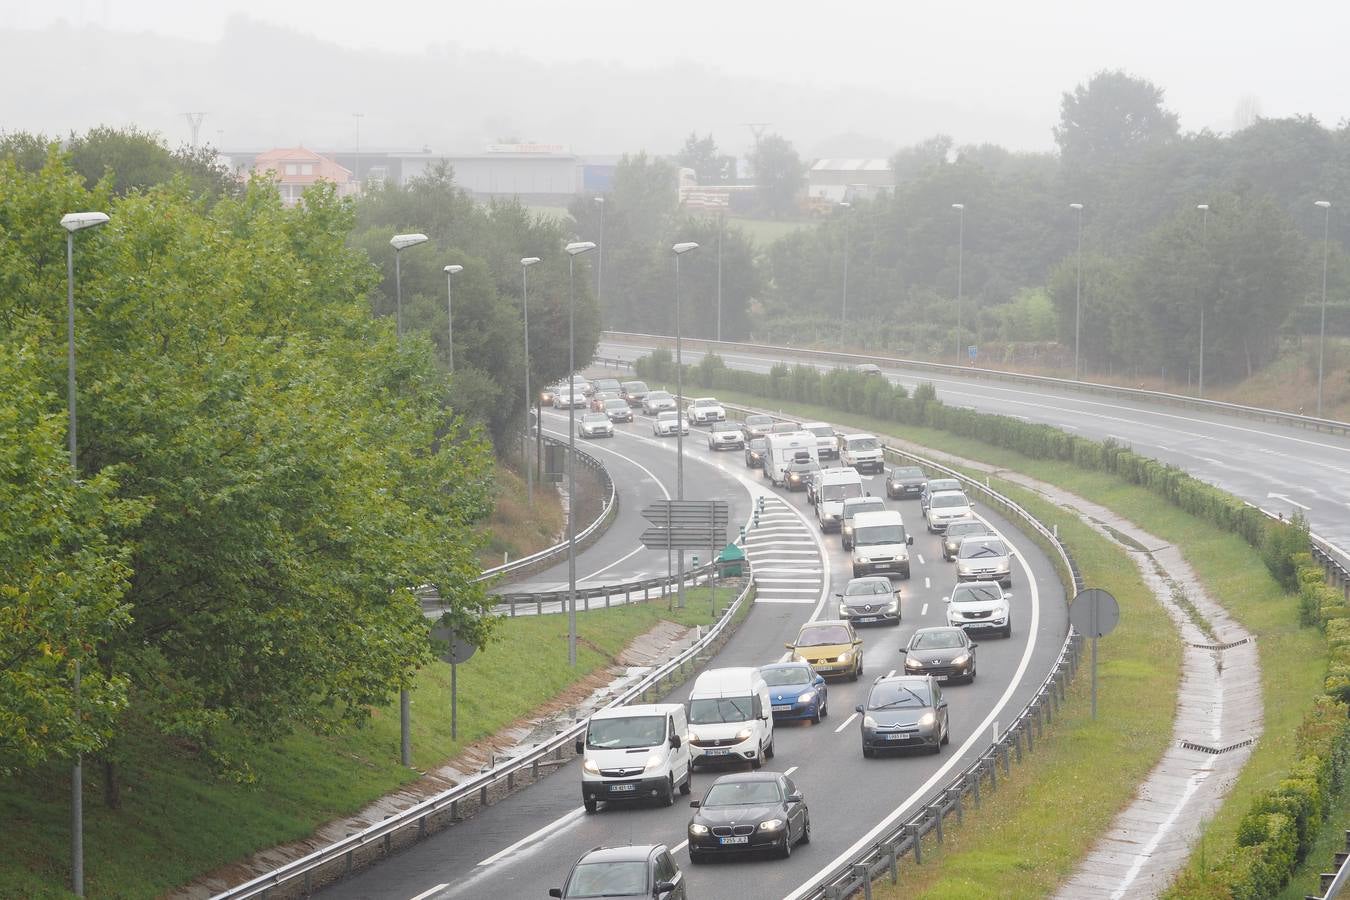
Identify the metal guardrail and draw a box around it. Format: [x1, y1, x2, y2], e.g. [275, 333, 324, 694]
[604, 330, 1350, 436]
[475, 433, 616, 583]
[494, 559, 736, 616]
[211, 573, 758, 900]
[1309, 830, 1350, 899]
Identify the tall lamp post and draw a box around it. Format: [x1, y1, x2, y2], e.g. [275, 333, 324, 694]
[1317, 200, 1332, 415]
[389, 233, 428, 340]
[352, 112, 364, 192]
[716, 212, 725, 342]
[443, 264, 463, 373]
[1196, 204, 1210, 396]
[61, 209, 110, 898]
[672, 241, 700, 608]
[564, 241, 597, 666]
[839, 202, 852, 347]
[594, 197, 605, 327]
[952, 203, 965, 361]
[520, 257, 541, 508]
[1069, 203, 1084, 380]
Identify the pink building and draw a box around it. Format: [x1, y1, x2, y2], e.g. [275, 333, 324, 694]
[251, 147, 356, 206]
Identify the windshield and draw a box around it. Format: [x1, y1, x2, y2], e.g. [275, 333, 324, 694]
[947, 523, 986, 538]
[847, 438, 880, 451]
[928, 480, 961, 494]
[821, 483, 863, 502]
[911, 630, 965, 650]
[762, 666, 813, 687]
[952, 583, 1005, 604]
[583, 414, 608, 423]
[931, 494, 968, 509]
[605, 400, 627, 410]
[796, 624, 851, 646]
[703, 780, 782, 807]
[843, 500, 885, 521]
[623, 382, 647, 393]
[959, 540, 1007, 559]
[891, 467, 924, 480]
[566, 861, 648, 898]
[746, 416, 773, 427]
[808, 425, 833, 437]
[868, 682, 931, 708]
[695, 399, 717, 407]
[749, 438, 766, 451]
[688, 696, 754, 724]
[648, 391, 671, 401]
[844, 580, 891, 597]
[854, 524, 905, 546]
[586, 715, 666, 750]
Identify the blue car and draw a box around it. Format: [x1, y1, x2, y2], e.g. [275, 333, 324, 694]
[761, 662, 829, 723]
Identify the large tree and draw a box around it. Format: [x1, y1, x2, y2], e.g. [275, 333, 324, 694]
[749, 134, 804, 219]
[1054, 70, 1180, 171]
[675, 132, 736, 185]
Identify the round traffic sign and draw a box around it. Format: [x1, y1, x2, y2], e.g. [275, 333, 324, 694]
[1069, 588, 1120, 638]
[430, 623, 477, 665]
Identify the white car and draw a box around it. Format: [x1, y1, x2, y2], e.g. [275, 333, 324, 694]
[802, 422, 838, 459]
[578, 412, 615, 439]
[707, 421, 745, 450]
[686, 397, 726, 424]
[552, 387, 586, 409]
[925, 490, 974, 533]
[838, 433, 884, 473]
[642, 391, 678, 415]
[945, 581, 1012, 638]
[955, 535, 1014, 587]
[653, 411, 690, 437]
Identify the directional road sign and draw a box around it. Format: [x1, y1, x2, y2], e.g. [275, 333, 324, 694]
[640, 499, 729, 551]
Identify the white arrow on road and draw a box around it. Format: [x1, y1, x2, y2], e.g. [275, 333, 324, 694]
[1268, 492, 1311, 510]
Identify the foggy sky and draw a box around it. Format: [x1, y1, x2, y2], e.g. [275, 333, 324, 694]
[6, 0, 1348, 156]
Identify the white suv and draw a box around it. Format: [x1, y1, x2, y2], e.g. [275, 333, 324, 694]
[686, 397, 726, 424]
[945, 581, 1012, 638]
[925, 490, 973, 533]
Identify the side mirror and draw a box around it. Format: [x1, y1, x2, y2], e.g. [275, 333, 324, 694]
[786, 792, 804, 803]
[814, 675, 825, 687]
[784, 642, 795, 651]
[655, 882, 677, 896]
[865, 490, 871, 497]
[689, 800, 701, 808]
[970, 642, 979, 648]
[943, 596, 951, 604]
[854, 704, 864, 714]
[549, 890, 564, 898]
[906, 536, 915, 545]
[939, 700, 948, 709]
[575, 739, 584, 755]
[833, 593, 843, 600]
[670, 734, 682, 749]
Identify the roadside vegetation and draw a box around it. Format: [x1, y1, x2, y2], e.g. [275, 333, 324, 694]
[479, 462, 565, 570]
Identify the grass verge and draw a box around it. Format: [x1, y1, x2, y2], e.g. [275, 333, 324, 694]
[0, 592, 728, 899]
[684, 384, 1323, 893]
[478, 459, 564, 569]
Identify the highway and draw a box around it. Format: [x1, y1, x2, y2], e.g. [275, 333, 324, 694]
[599, 336, 1350, 558]
[321, 403, 1068, 900]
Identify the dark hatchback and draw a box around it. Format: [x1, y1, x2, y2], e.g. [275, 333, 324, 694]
[741, 414, 775, 441]
[744, 437, 768, 469]
[886, 465, 927, 500]
[687, 771, 811, 862]
[781, 458, 821, 492]
[941, 518, 993, 561]
[856, 675, 949, 757]
[550, 844, 685, 899]
[902, 626, 977, 683]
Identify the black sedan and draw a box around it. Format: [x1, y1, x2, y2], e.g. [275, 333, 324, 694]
[687, 771, 811, 862]
[856, 675, 949, 757]
[781, 459, 821, 492]
[902, 627, 977, 683]
[941, 518, 993, 561]
[549, 844, 686, 899]
[741, 414, 775, 441]
[744, 437, 768, 469]
[886, 465, 927, 500]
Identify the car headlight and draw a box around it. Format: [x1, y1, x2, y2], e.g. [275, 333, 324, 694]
[897, 551, 909, 561]
[951, 653, 970, 666]
[689, 823, 709, 835]
[839, 603, 849, 617]
[918, 711, 936, 727]
[797, 691, 816, 704]
[688, 731, 700, 743]
[758, 818, 785, 831]
[843, 525, 853, 535]
[583, 758, 600, 774]
[735, 728, 753, 742]
[886, 599, 899, 611]
[862, 715, 877, 728]
[838, 650, 852, 663]
[643, 752, 664, 771]
[904, 656, 923, 669]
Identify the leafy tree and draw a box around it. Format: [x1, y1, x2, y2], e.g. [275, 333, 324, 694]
[749, 134, 804, 218]
[675, 132, 736, 184]
[890, 134, 952, 184]
[1054, 71, 1180, 171]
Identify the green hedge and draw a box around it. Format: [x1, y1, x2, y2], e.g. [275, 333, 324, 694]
[636, 351, 1348, 898]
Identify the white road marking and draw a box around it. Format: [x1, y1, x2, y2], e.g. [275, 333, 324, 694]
[784, 766, 799, 776]
[924, 576, 931, 589]
[476, 806, 585, 867]
[408, 884, 449, 900]
[672, 839, 690, 854]
[1267, 491, 1312, 510]
[917, 553, 926, 565]
[834, 712, 858, 734]
[886, 669, 895, 678]
[756, 597, 819, 604]
[921, 603, 928, 616]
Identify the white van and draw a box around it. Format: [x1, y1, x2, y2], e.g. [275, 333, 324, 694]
[838, 433, 885, 472]
[686, 668, 775, 768]
[762, 431, 819, 486]
[801, 421, 839, 459]
[577, 703, 691, 813]
[814, 468, 866, 532]
[851, 509, 915, 579]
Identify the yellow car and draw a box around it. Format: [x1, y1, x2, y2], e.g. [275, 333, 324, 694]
[785, 620, 863, 681]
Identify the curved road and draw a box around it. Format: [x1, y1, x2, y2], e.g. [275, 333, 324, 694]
[600, 336, 1350, 558]
[322, 406, 1068, 900]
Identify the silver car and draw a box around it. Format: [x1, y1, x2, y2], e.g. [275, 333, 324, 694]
[642, 391, 677, 415]
[955, 535, 1013, 587]
[578, 412, 615, 439]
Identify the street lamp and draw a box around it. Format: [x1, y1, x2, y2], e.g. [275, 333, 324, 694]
[389, 233, 428, 340]
[672, 241, 699, 608]
[952, 203, 965, 361]
[1196, 204, 1210, 396]
[716, 211, 725, 342]
[520, 257, 541, 508]
[1317, 200, 1332, 415]
[594, 197, 605, 327]
[564, 241, 597, 667]
[1070, 203, 1084, 380]
[60, 208, 110, 899]
[443, 265, 463, 373]
[352, 112, 364, 193]
[839, 202, 852, 348]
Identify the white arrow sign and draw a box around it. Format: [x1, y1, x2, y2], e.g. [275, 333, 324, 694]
[1267, 492, 1311, 511]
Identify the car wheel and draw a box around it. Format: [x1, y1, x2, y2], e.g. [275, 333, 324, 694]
[751, 743, 764, 770]
[584, 795, 598, 814]
[901, 567, 911, 580]
[862, 745, 874, 758]
[800, 814, 811, 845]
[968, 662, 977, 683]
[765, 737, 775, 759]
[820, 700, 828, 718]
[1003, 621, 1013, 639]
[679, 772, 692, 795]
[941, 722, 950, 746]
[851, 566, 861, 578]
[779, 831, 793, 859]
[849, 666, 859, 683]
[660, 775, 675, 806]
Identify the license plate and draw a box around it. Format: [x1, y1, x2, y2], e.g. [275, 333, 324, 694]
[772, 704, 792, 712]
[719, 836, 749, 845]
[703, 748, 730, 756]
[858, 616, 879, 623]
[609, 783, 636, 792]
[937, 675, 949, 682]
[884, 733, 909, 741]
